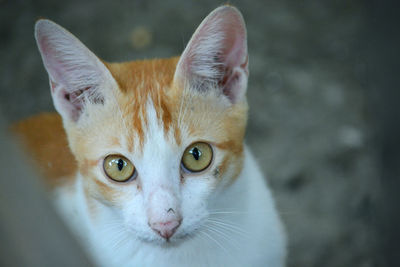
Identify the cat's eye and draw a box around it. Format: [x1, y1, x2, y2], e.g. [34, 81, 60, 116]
[181, 142, 213, 173]
[103, 155, 136, 182]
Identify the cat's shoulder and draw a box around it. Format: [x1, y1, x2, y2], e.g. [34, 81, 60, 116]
[11, 112, 77, 188]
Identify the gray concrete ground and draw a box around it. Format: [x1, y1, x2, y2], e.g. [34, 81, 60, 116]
[0, 0, 380, 266]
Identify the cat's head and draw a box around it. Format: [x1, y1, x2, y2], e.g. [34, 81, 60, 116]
[35, 6, 249, 243]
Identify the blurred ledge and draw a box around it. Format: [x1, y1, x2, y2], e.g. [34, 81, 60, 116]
[0, 113, 93, 267]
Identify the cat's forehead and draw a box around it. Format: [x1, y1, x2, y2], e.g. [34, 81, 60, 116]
[104, 57, 182, 152]
[106, 57, 179, 94]
[91, 56, 247, 158]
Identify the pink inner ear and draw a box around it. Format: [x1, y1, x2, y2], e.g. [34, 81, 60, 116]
[38, 33, 87, 121]
[37, 34, 63, 85]
[36, 31, 76, 89]
[35, 19, 108, 122]
[175, 6, 249, 103]
[224, 31, 248, 73]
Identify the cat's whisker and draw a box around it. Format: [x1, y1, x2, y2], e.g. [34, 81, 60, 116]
[103, 229, 124, 248]
[100, 222, 123, 234]
[96, 220, 133, 252]
[200, 230, 241, 265]
[195, 230, 208, 246]
[101, 223, 123, 234]
[209, 211, 249, 215]
[205, 219, 268, 249]
[111, 232, 131, 251]
[206, 225, 248, 242]
[208, 209, 273, 215]
[102, 225, 132, 252]
[203, 223, 241, 252]
[206, 218, 250, 237]
[199, 228, 231, 257]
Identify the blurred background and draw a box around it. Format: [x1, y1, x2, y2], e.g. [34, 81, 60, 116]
[0, 0, 399, 266]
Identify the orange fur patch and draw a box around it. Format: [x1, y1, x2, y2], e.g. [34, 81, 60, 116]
[109, 136, 121, 147]
[79, 158, 98, 176]
[11, 113, 77, 188]
[93, 179, 119, 203]
[106, 57, 182, 150]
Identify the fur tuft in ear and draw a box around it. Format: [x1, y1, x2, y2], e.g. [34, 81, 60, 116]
[35, 19, 114, 122]
[174, 6, 249, 104]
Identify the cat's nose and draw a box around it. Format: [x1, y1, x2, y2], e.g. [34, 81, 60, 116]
[149, 218, 181, 240]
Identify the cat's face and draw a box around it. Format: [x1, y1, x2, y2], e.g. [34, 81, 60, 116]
[35, 6, 249, 243]
[67, 58, 247, 242]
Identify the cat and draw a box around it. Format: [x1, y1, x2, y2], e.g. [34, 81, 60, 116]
[12, 5, 286, 267]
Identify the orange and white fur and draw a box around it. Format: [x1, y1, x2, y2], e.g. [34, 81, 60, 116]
[13, 6, 286, 267]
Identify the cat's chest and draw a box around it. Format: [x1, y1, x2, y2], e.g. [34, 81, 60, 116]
[52, 176, 92, 244]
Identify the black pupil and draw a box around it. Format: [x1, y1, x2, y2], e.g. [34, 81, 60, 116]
[117, 159, 124, 171]
[191, 147, 201, 160]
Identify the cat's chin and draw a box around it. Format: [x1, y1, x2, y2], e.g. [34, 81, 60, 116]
[137, 231, 195, 247]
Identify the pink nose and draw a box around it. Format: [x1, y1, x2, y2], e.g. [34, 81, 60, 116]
[149, 219, 181, 239]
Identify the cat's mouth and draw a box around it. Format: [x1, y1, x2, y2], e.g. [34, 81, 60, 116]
[133, 227, 196, 247]
[126, 216, 207, 246]
[148, 231, 192, 246]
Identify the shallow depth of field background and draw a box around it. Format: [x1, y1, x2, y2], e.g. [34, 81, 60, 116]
[0, 0, 398, 266]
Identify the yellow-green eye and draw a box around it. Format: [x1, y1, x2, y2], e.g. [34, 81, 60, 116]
[103, 155, 135, 182]
[181, 142, 213, 172]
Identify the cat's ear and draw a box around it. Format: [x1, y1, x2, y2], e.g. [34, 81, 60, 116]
[173, 6, 248, 104]
[35, 19, 116, 122]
